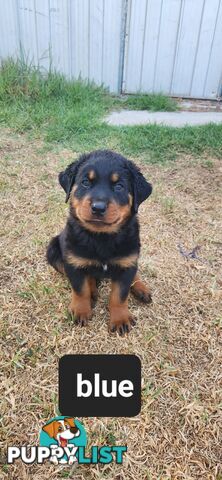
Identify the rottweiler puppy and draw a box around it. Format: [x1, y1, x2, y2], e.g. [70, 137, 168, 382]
[47, 150, 152, 335]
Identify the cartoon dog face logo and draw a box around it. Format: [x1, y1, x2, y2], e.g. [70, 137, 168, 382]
[40, 416, 87, 465]
[42, 417, 80, 448]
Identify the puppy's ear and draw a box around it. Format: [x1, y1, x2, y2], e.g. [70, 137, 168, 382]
[59, 154, 89, 203]
[58, 169, 74, 203]
[65, 417, 79, 435]
[126, 160, 152, 213]
[42, 421, 55, 438]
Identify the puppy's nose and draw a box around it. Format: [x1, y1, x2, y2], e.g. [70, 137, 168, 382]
[91, 201, 107, 215]
[70, 426, 78, 434]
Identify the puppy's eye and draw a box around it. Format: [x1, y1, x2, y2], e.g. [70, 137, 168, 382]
[113, 183, 124, 192]
[65, 424, 70, 430]
[58, 426, 63, 432]
[81, 178, 91, 188]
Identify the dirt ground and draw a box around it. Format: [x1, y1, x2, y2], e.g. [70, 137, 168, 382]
[0, 128, 222, 480]
[177, 98, 222, 112]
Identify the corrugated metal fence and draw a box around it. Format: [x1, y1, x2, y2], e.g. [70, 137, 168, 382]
[0, 0, 222, 98]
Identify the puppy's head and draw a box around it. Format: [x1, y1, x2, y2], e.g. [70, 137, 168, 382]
[59, 150, 152, 233]
[42, 417, 79, 447]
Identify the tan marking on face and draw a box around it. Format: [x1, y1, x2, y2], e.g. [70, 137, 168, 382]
[111, 172, 119, 182]
[84, 202, 132, 233]
[71, 185, 77, 195]
[117, 203, 131, 223]
[88, 170, 96, 180]
[71, 194, 130, 233]
[70, 183, 132, 234]
[110, 253, 138, 269]
[128, 193, 133, 207]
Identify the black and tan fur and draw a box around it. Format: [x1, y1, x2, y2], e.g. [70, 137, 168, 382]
[46, 150, 152, 335]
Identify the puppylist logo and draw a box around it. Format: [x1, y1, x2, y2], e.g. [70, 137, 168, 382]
[7, 416, 127, 465]
[7, 356, 140, 466]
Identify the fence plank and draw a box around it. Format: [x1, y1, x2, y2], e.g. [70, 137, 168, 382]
[70, 0, 89, 80]
[49, 0, 70, 76]
[203, 0, 222, 97]
[170, 0, 205, 96]
[153, 0, 182, 93]
[89, 0, 104, 84]
[140, 0, 163, 93]
[190, 0, 220, 97]
[123, 0, 147, 92]
[102, 0, 123, 92]
[35, 0, 50, 71]
[17, 0, 38, 64]
[0, 0, 19, 60]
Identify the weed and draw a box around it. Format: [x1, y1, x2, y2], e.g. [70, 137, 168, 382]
[160, 196, 176, 214]
[122, 93, 177, 111]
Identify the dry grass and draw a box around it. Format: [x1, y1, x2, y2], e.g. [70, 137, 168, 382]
[0, 128, 222, 480]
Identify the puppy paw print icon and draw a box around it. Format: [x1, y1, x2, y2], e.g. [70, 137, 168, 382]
[40, 416, 87, 465]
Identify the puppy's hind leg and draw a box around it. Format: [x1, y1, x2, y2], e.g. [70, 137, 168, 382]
[46, 235, 64, 274]
[131, 273, 152, 304]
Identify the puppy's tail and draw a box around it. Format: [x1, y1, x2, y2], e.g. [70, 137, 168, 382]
[46, 235, 64, 274]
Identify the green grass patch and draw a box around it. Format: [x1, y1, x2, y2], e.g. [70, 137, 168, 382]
[122, 93, 177, 111]
[0, 59, 222, 163]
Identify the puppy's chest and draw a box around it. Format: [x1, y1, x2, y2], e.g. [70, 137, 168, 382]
[66, 235, 139, 274]
[66, 255, 137, 278]
[74, 236, 136, 263]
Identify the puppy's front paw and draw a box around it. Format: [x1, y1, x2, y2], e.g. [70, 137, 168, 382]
[109, 310, 136, 336]
[69, 305, 92, 327]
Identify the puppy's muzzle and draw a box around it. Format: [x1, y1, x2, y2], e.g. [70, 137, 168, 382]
[91, 201, 107, 216]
